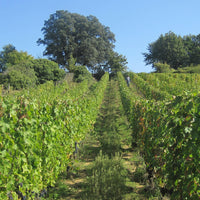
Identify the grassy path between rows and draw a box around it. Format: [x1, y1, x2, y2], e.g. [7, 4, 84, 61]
[46, 79, 167, 200]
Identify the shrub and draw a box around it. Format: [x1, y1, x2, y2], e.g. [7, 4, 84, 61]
[28, 59, 66, 84]
[98, 127, 122, 157]
[85, 152, 127, 200]
[73, 65, 93, 82]
[1, 64, 37, 89]
[0, 58, 66, 89]
[153, 62, 174, 73]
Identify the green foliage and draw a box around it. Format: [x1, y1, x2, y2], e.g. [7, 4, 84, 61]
[183, 34, 200, 65]
[0, 45, 67, 90]
[1, 64, 37, 89]
[85, 152, 127, 200]
[98, 125, 121, 156]
[0, 73, 109, 199]
[67, 54, 76, 72]
[28, 58, 66, 84]
[92, 68, 105, 81]
[118, 71, 200, 199]
[138, 72, 200, 95]
[95, 80, 127, 156]
[37, 10, 115, 72]
[0, 58, 65, 89]
[0, 44, 15, 72]
[0, 44, 34, 72]
[153, 62, 175, 73]
[144, 32, 200, 71]
[131, 96, 200, 199]
[73, 65, 93, 82]
[128, 72, 171, 100]
[143, 31, 189, 69]
[106, 51, 128, 75]
[176, 64, 200, 73]
[133, 167, 146, 184]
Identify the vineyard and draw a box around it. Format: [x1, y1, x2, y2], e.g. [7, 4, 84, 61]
[118, 72, 200, 199]
[1, 72, 200, 199]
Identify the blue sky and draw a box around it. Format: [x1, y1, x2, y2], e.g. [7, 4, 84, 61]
[1, 0, 200, 73]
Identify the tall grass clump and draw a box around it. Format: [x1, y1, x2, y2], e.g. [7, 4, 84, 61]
[84, 151, 127, 200]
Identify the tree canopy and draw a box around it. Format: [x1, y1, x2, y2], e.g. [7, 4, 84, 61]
[28, 59, 66, 84]
[106, 51, 128, 75]
[182, 34, 200, 65]
[143, 31, 200, 72]
[0, 44, 66, 89]
[1, 63, 37, 90]
[37, 10, 116, 72]
[0, 44, 34, 72]
[0, 58, 66, 89]
[143, 32, 189, 70]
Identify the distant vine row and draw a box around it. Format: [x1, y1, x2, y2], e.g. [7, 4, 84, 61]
[128, 72, 171, 100]
[139, 72, 200, 95]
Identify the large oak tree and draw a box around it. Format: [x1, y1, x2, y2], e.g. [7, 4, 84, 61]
[37, 10, 116, 72]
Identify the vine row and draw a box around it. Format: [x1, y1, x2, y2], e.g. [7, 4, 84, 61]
[117, 72, 200, 199]
[0, 73, 109, 199]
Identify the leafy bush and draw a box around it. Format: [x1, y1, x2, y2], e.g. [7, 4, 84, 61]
[85, 152, 127, 200]
[0, 58, 66, 90]
[28, 59, 66, 84]
[73, 65, 93, 82]
[1, 64, 37, 89]
[0, 44, 34, 72]
[98, 123, 122, 156]
[153, 62, 174, 73]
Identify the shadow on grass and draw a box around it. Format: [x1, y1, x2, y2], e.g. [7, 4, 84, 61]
[46, 181, 72, 199]
[78, 143, 101, 162]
